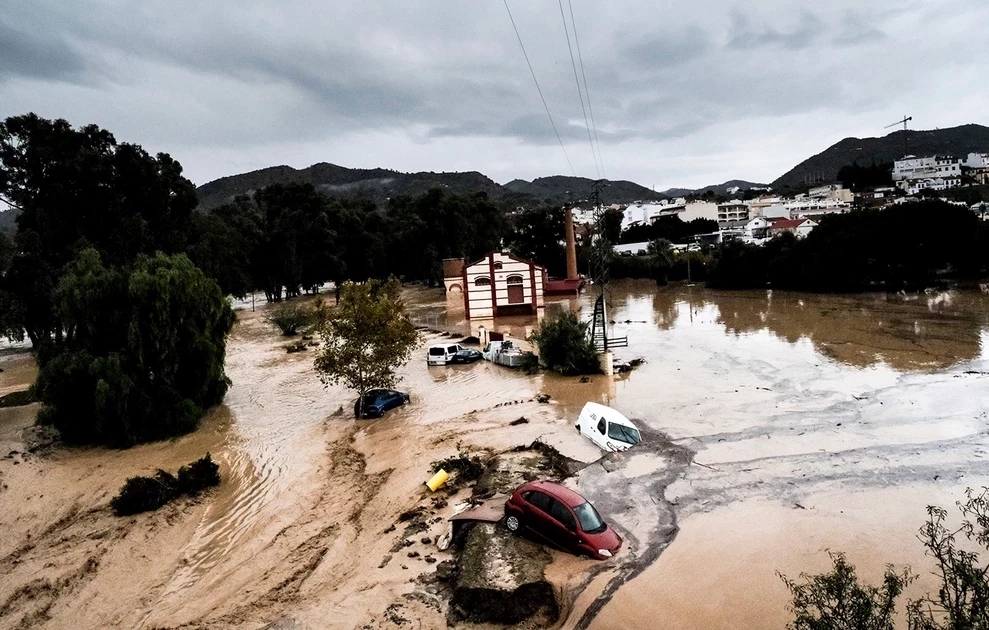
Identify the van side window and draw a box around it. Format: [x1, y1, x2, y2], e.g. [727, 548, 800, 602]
[548, 499, 577, 531]
[597, 418, 606, 434]
[528, 491, 552, 513]
[448, 346, 458, 353]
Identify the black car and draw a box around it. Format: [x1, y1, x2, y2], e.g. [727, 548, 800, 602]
[354, 389, 410, 418]
[449, 348, 483, 364]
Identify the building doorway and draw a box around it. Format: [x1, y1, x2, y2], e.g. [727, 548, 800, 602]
[506, 275, 525, 304]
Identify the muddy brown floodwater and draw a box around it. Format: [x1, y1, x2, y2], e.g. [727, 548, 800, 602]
[1, 282, 987, 629]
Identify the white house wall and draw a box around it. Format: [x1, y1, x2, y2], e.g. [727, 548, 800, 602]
[464, 252, 544, 319]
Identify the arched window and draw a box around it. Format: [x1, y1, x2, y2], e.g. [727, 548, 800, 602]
[506, 274, 524, 285]
[474, 276, 491, 286]
[493, 261, 503, 270]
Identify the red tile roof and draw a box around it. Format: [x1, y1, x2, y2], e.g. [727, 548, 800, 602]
[769, 218, 806, 230]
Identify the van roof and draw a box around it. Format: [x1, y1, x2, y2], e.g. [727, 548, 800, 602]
[428, 343, 457, 349]
[579, 402, 636, 428]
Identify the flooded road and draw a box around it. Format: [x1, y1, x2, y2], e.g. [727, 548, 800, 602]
[410, 281, 989, 628]
[1, 282, 987, 628]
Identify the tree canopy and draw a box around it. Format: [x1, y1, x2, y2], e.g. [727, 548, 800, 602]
[0, 113, 197, 348]
[313, 278, 420, 416]
[36, 250, 235, 446]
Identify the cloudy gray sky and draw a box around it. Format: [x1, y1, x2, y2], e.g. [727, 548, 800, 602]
[2, 0, 986, 190]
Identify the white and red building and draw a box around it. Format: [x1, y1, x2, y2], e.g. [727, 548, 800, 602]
[452, 252, 546, 319]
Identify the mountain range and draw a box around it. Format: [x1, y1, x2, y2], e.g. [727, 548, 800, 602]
[772, 123, 989, 188]
[197, 124, 988, 209]
[196, 165, 661, 211]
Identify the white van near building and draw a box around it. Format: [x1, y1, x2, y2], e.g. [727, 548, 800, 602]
[427, 343, 465, 366]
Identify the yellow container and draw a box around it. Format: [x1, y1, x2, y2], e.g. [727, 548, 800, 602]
[426, 469, 449, 492]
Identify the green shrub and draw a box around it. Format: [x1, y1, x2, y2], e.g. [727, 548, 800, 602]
[110, 470, 179, 516]
[110, 454, 221, 516]
[264, 300, 319, 336]
[530, 310, 601, 376]
[176, 454, 221, 495]
[518, 351, 540, 375]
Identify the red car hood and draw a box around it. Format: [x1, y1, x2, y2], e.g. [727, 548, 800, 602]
[584, 526, 622, 553]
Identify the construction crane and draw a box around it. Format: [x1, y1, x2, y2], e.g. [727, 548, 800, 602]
[885, 115, 913, 157]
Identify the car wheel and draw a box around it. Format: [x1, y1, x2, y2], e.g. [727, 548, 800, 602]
[505, 514, 521, 532]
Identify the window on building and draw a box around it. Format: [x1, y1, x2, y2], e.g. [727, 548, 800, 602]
[506, 275, 524, 285]
[474, 276, 491, 286]
[493, 261, 503, 270]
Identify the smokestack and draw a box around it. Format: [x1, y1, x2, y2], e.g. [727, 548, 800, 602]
[564, 206, 578, 281]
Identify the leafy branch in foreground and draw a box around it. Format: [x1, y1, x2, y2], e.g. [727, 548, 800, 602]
[780, 551, 913, 630]
[781, 487, 989, 630]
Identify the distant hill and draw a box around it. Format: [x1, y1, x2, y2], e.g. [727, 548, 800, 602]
[502, 176, 662, 205]
[196, 163, 665, 210]
[773, 123, 989, 189]
[661, 179, 768, 197]
[196, 162, 502, 210]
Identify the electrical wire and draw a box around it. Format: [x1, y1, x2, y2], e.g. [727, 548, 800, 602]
[567, 0, 605, 178]
[558, 0, 599, 178]
[502, 0, 576, 177]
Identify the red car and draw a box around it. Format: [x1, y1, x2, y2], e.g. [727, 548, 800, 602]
[504, 480, 622, 560]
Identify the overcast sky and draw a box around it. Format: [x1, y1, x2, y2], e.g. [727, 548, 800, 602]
[2, 0, 987, 190]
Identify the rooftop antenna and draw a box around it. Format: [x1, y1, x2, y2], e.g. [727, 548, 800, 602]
[885, 115, 913, 157]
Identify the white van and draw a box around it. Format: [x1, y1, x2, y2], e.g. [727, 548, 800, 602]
[575, 402, 641, 452]
[427, 343, 465, 366]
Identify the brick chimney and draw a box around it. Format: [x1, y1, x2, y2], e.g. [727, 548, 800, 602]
[564, 206, 578, 281]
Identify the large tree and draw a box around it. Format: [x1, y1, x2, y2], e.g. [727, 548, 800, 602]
[36, 249, 235, 446]
[0, 113, 197, 348]
[313, 278, 420, 417]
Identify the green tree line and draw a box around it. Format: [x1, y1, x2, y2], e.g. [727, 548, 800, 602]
[706, 201, 989, 291]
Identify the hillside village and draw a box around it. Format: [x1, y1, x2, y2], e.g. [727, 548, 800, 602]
[564, 151, 989, 255]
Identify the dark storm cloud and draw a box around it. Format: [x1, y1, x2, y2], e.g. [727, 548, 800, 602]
[625, 26, 715, 68]
[726, 10, 823, 51]
[0, 0, 985, 186]
[0, 18, 88, 82]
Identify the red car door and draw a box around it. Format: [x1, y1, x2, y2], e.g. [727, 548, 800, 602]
[523, 491, 557, 539]
[545, 498, 580, 551]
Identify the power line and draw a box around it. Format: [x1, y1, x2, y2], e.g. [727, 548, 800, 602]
[557, 0, 599, 178]
[567, 0, 605, 178]
[502, 0, 576, 177]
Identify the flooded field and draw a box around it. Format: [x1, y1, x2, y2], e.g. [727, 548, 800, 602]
[1, 281, 987, 628]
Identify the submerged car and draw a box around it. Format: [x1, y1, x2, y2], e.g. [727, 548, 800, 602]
[354, 389, 410, 418]
[575, 402, 641, 452]
[504, 480, 622, 560]
[449, 348, 483, 364]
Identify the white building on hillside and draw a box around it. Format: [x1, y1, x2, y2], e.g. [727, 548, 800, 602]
[717, 200, 749, 224]
[786, 199, 850, 220]
[678, 201, 719, 222]
[807, 184, 854, 203]
[893, 155, 962, 184]
[621, 200, 687, 231]
[965, 153, 989, 168]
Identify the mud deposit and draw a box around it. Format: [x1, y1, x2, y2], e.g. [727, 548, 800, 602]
[1, 283, 987, 629]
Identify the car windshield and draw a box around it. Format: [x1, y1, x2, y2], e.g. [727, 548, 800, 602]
[573, 502, 606, 534]
[608, 423, 640, 445]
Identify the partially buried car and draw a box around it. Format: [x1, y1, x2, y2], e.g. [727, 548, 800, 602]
[504, 480, 622, 560]
[353, 389, 410, 419]
[449, 348, 482, 364]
